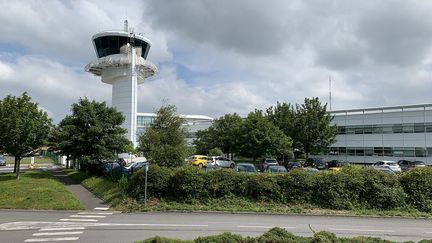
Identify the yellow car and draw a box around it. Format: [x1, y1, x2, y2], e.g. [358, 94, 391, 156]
[188, 155, 208, 168]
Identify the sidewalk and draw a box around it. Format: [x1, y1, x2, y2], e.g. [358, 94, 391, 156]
[44, 165, 110, 211]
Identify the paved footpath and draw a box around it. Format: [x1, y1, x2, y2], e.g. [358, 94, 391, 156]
[44, 166, 110, 211]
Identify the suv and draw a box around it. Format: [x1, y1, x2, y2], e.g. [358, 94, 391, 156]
[259, 158, 278, 171]
[188, 155, 208, 168]
[397, 160, 426, 171]
[208, 156, 235, 168]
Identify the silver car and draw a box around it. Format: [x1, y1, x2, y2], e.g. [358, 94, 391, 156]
[372, 160, 401, 173]
[208, 156, 235, 168]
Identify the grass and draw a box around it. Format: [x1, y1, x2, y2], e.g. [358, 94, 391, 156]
[4, 156, 55, 164]
[62, 170, 432, 218]
[0, 170, 84, 210]
[64, 169, 124, 207]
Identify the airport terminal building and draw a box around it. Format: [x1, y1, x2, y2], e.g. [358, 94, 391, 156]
[136, 113, 213, 145]
[318, 104, 432, 164]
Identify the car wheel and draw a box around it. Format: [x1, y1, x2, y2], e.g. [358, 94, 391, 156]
[230, 163, 235, 168]
[198, 163, 203, 169]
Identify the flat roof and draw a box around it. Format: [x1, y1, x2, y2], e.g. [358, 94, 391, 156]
[330, 103, 432, 115]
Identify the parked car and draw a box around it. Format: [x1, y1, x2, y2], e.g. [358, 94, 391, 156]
[372, 160, 401, 173]
[0, 155, 6, 166]
[259, 158, 279, 171]
[305, 158, 328, 170]
[235, 163, 257, 173]
[397, 160, 427, 171]
[188, 155, 208, 168]
[327, 160, 342, 171]
[266, 165, 288, 173]
[302, 167, 320, 173]
[373, 166, 397, 175]
[286, 161, 302, 170]
[123, 161, 148, 176]
[100, 160, 123, 176]
[207, 156, 235, 168]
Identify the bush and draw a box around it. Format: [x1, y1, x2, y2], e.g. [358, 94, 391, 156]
[277, 169, 317, 204]
[169, 166, 209, 202]
[127, 165, 172, 200]
[194, 232, 246, 243]
[127, 165, 432, 212]
[400, 167, 432, 212]
[257, 227, 309, 243]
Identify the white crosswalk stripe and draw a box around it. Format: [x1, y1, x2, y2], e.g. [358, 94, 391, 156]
[32, 232, 83, 236]
[39, 227, 85, 231]
[24, 237, 79, 242]
[70, 215, 106, 218]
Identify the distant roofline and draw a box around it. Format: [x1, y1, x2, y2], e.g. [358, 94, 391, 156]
[137, 112, 213, 121]
[330, 103, 432, 115]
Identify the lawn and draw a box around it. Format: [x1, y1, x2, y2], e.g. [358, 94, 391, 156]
[4, 156, 55, 164]
[0, 170, 84, 210]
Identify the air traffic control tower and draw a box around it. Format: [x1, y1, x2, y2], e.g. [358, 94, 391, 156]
[85, 21, 157, 147]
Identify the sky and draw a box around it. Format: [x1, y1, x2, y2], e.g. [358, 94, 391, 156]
[1, 0, 432, 123]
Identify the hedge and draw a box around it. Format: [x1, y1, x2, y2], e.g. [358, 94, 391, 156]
[128, 165, 432, 212]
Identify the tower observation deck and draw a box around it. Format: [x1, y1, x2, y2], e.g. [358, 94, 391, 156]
[85, 21, 157, 147]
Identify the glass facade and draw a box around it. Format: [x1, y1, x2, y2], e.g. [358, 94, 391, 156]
[336, 123, 432, 135]
[327, 147, 432, 157]
[94, 35, 150, 59]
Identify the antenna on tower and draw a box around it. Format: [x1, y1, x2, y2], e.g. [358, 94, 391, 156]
[329, 75, 332, 111]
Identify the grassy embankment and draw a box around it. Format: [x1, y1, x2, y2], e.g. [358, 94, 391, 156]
[4, 156, 55, 165]
[0, 170, 84, 210]
[63, 169, 432, 218]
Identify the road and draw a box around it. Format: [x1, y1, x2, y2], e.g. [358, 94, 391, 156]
[0, 211, 432, 243]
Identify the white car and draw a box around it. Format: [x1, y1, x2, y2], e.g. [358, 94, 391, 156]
[372, 160, 402, 173]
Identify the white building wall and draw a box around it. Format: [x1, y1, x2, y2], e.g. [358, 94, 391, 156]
[318, 105, 432, 164]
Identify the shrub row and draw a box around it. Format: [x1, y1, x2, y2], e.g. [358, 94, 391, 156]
[138, 227, 432, 243]
[127, 165, 432, 212]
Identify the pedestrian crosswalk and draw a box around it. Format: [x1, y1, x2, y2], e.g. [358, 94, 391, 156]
[23, 210, 113, 242]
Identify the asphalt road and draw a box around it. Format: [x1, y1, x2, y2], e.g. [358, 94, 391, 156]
[1, 211, 432, 243]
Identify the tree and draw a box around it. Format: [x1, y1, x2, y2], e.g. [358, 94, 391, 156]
[208, 147, 223, 156]
[138, 104, 188, 167]
[294, 97, 337, 157]
[0, 93, 52, 179]
[53, 98, 130, 167]
[239, 110, 292, 161]
[194, 113, 243, 155]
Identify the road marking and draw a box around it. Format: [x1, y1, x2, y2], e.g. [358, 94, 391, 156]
[33, 231, 83, 236]
[94, 207, 109, 210]
[77, 212, 113, 215]
[426, 232, 432, 234]
[237, 225, 296, 229]
[24, 237, 79, 242]
[70, 215, 106, 218]
[329, 228, 395, 233]
[0, 221, 207, 230]
[39, 227, 85, 231]
[59, 219, 98, 222]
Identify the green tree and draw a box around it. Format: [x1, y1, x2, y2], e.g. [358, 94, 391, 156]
[0, 93, 52, 179]
[138, 104, 188, 167]
[194, 113, 243, 155]
[54, 98, 130, 167]
[239, 110, 292, 161]
[294, 97, 337, 157]
[208, 147, 223, 156]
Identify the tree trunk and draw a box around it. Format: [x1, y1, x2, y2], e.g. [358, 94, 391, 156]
[13, 157, 18, 173]
[15, 156, 21, 180]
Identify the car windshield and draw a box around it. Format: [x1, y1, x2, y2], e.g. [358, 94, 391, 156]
[387, 162, 397, 166]
[266, 159, 277, 163]
[238, 165, 256, 172]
